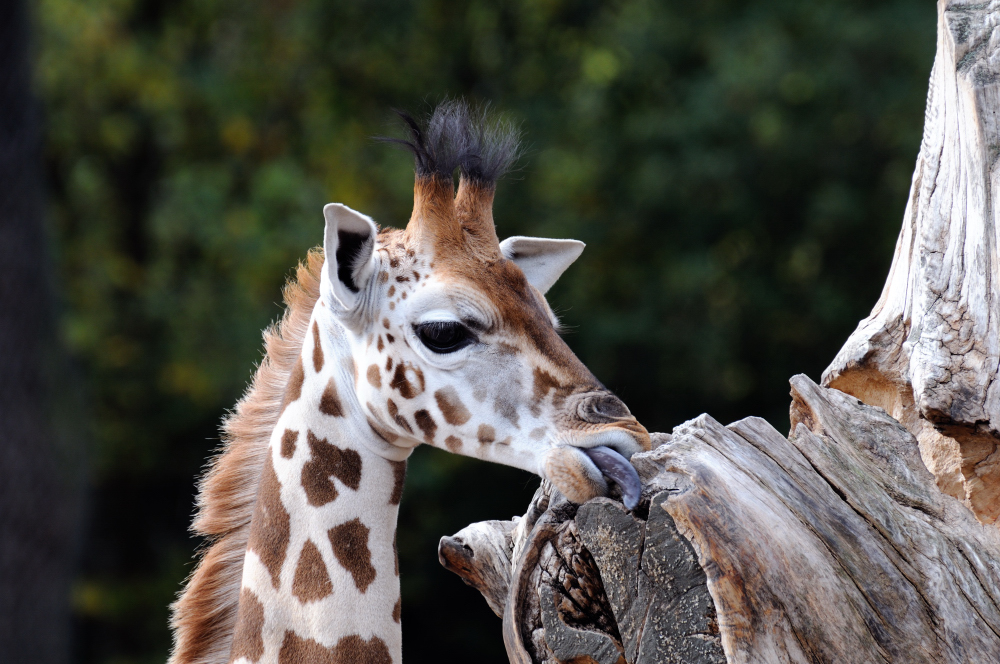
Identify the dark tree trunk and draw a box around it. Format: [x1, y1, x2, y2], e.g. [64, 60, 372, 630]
[0, 2, 80, 662]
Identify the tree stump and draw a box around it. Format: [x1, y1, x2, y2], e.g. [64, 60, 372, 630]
[438, 1, 1000, 662]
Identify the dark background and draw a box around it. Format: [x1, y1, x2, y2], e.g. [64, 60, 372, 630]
[2, 0, 936, 662]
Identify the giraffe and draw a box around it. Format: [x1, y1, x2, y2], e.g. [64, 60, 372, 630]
[169, 102, 651, 664]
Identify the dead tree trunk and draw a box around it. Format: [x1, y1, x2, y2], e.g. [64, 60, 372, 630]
[823, 0, 1000, 526]
[438, 2, 1000, 662]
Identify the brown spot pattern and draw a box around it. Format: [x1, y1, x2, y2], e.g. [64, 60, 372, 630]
[385, 356, 393, 372]
[390, 362, 424, 399]
[532, 366, 570, 407]
[444, 435, 462, 453]
[392, 598, 401, 623]
[280, 429, 298, 459]
[302, 431, 362, 507]
[387, 399, 413, 434]
[278, 631, 333, 664]
[382, 318, 391, 329]
[477, 424, 496, 444]
[367, 364, 381, 388]
[319, 377, 344, 417]
[229, 589, 265, 663]
[389, 459, 406, 505]
[312, 322, 324, 373]
[497, 341, 519, 355]
[494, 395, 519, 427]
[387, 285, 395, 297]
[434, 387, 471, 426]
[377, 335, 385, 351]
[328, 518, 377, 593]
[336, 635, 392, 664]
[292, 539, 333, 603]
[246, 456, 291, 588]
[280, 357, 305, 413]
[386, 333, 395, 343]
[368, 417, 399, 443]
[414, 409, 437, 443]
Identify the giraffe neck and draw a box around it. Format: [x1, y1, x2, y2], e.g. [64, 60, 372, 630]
[229, 302, 409, 664]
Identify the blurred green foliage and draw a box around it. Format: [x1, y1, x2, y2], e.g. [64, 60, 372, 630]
[37, 0, 934, 661]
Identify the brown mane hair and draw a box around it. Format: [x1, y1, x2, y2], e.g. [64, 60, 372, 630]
[168, 248, 324, 664]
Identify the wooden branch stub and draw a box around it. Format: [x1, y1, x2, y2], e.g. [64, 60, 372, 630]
[438, 519, 515, 618]
[823, 0, 1000, 523]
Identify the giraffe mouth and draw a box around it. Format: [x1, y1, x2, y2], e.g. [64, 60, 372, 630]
[581, 446, 642, 510]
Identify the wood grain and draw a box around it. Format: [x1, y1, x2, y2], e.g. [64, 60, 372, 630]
[824, 0, 1000, 523]
[443, 377, 1000, 663]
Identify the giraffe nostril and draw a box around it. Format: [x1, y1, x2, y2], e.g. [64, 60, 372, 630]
[576, 393, 632, 424]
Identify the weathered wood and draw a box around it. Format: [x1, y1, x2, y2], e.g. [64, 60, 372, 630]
[576, 494, 722, 664]
[438, 519, 516, 618]
[499, 491, 628, 664]
[443, 377, 1000, 663]
[440, 2, 1000, 661]
[654, 376, 1000, 662]
[824, 0, 1000, 524]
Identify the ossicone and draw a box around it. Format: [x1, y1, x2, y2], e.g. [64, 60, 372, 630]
[378, 100, 522, 258]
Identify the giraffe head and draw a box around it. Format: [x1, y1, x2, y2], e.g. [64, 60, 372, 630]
[321, 103, 650, 506]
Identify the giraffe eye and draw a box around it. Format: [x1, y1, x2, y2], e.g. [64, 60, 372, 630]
[414, 321, 475, 354]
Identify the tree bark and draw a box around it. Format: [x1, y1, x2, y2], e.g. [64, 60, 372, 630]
[824, 0, 1000, 525]
[0, 2, 80, 662]
[439, 1, 1000, 662]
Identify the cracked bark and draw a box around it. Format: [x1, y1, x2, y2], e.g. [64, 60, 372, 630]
[824, 0, 1000, 524]
[441, 377, 1000, 663]
[439, 2, 1000, 662]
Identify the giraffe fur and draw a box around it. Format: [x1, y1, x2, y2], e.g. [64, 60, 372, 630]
[169, 102, 650, 664]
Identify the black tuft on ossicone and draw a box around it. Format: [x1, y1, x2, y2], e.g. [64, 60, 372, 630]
[377, 100, 521, 187]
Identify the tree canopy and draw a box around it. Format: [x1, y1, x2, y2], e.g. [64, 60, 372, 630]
[36, 0, 934, 661]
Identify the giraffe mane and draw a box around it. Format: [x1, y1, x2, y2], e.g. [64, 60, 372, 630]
[168, 248, 325, 664]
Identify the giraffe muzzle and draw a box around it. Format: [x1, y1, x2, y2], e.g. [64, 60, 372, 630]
[575, 392, 635, 424]
[543, 393, 650, 508]
[570, 392, 652, 454]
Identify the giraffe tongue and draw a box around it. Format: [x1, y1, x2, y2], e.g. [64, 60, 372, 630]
[582, 446, 642, 510]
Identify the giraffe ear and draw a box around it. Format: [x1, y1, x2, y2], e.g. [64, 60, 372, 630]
[323, 203, 378, 311]
[499, 236, 585, 294]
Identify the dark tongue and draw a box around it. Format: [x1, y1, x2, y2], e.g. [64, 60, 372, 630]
[582, 446, 642, 510]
